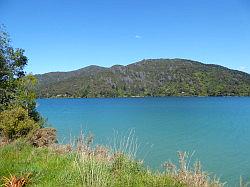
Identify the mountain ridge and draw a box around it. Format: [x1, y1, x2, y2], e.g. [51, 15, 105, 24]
[35, 58, 250, 98]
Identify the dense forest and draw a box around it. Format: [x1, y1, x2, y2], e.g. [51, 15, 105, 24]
[36, 59, 250, 98]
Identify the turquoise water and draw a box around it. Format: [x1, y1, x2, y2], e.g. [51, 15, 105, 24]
[37, 97, 250, 185]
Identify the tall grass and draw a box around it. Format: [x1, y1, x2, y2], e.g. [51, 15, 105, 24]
[111, 129, 139, 159]
[163, 151, 224, 187]
[240, 177, 250, 187]
[0, 131, 227, 187]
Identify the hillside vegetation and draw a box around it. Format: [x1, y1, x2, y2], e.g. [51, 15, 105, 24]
[36, 59, 250, 98]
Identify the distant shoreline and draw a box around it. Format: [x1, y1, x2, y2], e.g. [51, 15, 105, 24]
[36, 95, 250, 99]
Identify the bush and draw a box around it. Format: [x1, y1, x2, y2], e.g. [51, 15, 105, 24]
[28, 128, 57, 147]
[0, 106, 39, 140]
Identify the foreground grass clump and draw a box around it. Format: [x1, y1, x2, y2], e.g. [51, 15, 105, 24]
[0, 140, 182, 187]
[163, 152, 223, 187]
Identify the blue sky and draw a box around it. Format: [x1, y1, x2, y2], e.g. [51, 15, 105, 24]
[1, 0, 250, 74]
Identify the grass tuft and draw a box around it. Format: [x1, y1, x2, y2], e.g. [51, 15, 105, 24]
[2, 173, 31, 187]
[163, 151, 224, 187]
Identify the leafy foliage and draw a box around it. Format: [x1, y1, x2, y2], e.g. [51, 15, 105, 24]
[0, 106, 39, 140]
[15, 75, 40, 121]
[36, 59, 250, 98]
[0, 26, 40, 122]
[0, 26, 42, 141]
[0, 26, 27, 110]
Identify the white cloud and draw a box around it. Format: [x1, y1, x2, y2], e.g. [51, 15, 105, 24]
[135, 35, 142, 39]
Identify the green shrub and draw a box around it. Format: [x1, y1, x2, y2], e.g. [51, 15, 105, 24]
[0, 106, 39, 140]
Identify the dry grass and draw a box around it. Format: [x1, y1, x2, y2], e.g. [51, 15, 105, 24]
[163, 151, 224, 187]
[2, 173, 31, 187]
[111, 129, 139, 159]
[72, 130, 139, 186]
[240, 177, 250, 187]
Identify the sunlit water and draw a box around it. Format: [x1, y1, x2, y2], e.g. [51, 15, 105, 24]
[37, 97, 250, 185]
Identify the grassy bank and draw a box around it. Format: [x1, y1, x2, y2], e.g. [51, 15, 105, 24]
[0, 135, 226, 187]
[0, 140, 183, 186]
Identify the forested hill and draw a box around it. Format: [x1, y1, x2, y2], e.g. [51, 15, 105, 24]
[35, 59, 250, 97]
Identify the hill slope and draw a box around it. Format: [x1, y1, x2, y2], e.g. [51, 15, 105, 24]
[35, 59, 250, 97]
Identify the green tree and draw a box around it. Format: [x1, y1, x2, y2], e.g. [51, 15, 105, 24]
[16, 74, 41, 121]
[0, 26, 41, 122]
[0, 26, 27, 110]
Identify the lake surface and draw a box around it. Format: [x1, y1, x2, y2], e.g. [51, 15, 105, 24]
[37, 97, 250, 185]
